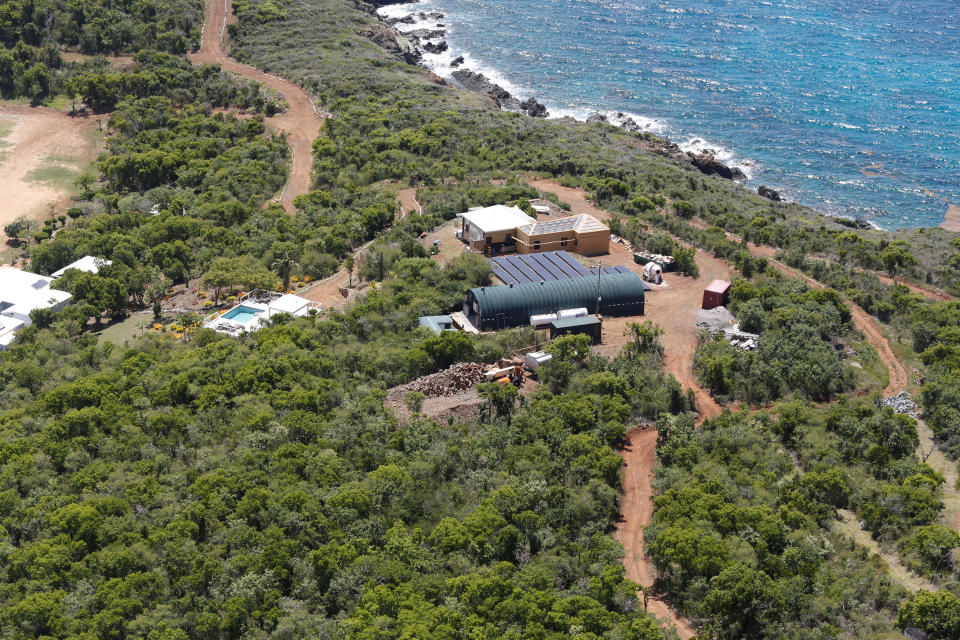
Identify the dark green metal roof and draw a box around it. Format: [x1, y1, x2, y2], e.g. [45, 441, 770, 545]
[466, 271, 644, 329]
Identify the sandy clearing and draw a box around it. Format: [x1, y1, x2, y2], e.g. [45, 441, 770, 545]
[397, 187, 421, 217]
[0, 105, 101, 241]
[188, 0, 322, 213]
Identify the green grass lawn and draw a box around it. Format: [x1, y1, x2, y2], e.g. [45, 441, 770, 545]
[95, 314, 153, 346]
[24, 162, 81, 191]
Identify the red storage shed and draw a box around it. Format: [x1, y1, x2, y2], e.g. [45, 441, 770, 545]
[702, 279, 731, 310]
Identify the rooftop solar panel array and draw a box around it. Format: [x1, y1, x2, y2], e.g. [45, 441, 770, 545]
[490, 251, 631, 285]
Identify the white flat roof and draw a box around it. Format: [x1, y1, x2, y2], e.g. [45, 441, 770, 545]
[52, 256, 113, 278]
[0, 267, 70, 315]
[268, 293, 311, 315]
[458, 205, 535, 234]
[0, 266, 52, 292]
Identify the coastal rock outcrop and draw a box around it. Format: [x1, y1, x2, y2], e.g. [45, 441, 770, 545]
[423, 40, 448, 54]
[757, 185, 781, 201]
[452, 69, 549, 118]
[451, 55, 465, 67]
[360, 24, 421, 64]
[586, 113, 609, 124]
[406, 28, 446, 40]
[520, 97, 548, 118]
[690, 152, 746, 181]
[614, 112, 641, 133]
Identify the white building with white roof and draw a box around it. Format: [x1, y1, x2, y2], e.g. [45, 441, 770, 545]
[0, 266, 73, 349]
[457, 205, 535, 255]
[51, 255, 113, 279]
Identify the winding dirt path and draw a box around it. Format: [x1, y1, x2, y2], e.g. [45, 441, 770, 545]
[526, 179, 703, 636]
[525, 179, 919, 630]
[188, 0, 321, 212]
[616, 429, 696, 639]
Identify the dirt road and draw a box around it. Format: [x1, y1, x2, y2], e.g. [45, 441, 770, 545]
[397, 188, 421, 217]
[616, 429, 697, 638]
[188, 0, 320, 212]
[0, 105, 101, 238]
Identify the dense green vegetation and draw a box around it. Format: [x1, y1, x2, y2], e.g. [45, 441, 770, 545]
[0, 263, 691, 639]
[2, 0, 960, 635]
[693, 273, 862, 403]
[648, 410, 907, 639]
[0, 0, 202, 55]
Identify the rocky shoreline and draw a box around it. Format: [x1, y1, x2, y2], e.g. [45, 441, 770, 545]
[359, 2, 773, 188]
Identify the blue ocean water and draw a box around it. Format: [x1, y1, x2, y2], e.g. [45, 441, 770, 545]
[380, 0, 960, 229]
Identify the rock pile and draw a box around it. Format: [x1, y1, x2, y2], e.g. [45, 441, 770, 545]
[399, 362, 487, 397]
[881, 391, 920, 418]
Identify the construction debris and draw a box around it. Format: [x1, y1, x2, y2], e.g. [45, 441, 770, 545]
[634, 251, 675, 270]
[881, 391, 921, 418]
[725, 326, 760, 351]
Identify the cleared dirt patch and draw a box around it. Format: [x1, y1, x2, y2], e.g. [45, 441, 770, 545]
[0, 105, 102, 240]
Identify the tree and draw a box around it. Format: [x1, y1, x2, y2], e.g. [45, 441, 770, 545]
[4, 216, 33, 244]
[271, 251, 299, 292]
[75, 173, 95, 199]
[202, 256, 275, 304]
[477, 382, 519, 421]
[880, 241, 918, 279]
[624, 321, 664, 358]
[899, 525, 960, 575]
[737, 298, 765, 334]
[898, 590, 960, 638]
[404, 391, 425, 415]
[673, 247, 698, 277]
[145, 266, 171, 319]
[422, 331, 475, 369]
[345, 255, 355, 287]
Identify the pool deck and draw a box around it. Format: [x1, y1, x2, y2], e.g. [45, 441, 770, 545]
[203, 293, 320, 336]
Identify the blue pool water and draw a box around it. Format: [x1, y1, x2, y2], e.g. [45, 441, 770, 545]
[381, 0, 960, 229]
[223, 305, 262, 323]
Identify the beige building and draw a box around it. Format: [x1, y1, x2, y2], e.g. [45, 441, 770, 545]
[515, 214, 610, 256]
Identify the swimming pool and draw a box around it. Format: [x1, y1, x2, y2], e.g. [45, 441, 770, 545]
[222, 305, 262, 324]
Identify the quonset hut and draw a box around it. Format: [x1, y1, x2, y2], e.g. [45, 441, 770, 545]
[464, 271, 645, 330]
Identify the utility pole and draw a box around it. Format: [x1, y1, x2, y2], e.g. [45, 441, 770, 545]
[596, 261, 602, 314]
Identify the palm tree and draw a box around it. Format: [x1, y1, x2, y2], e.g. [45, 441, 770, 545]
[271, 252, 299, 292]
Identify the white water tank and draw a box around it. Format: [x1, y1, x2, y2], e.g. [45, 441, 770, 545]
[530, 313, 556, 327]
[557, 307, 588, 320]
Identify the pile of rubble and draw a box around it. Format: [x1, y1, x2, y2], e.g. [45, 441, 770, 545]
[696, 306, 736, 331]
[881, 391, 921, 418]
[398, 362, 487, 397]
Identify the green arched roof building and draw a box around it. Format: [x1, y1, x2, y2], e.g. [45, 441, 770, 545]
[464, 271, 645, 330]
